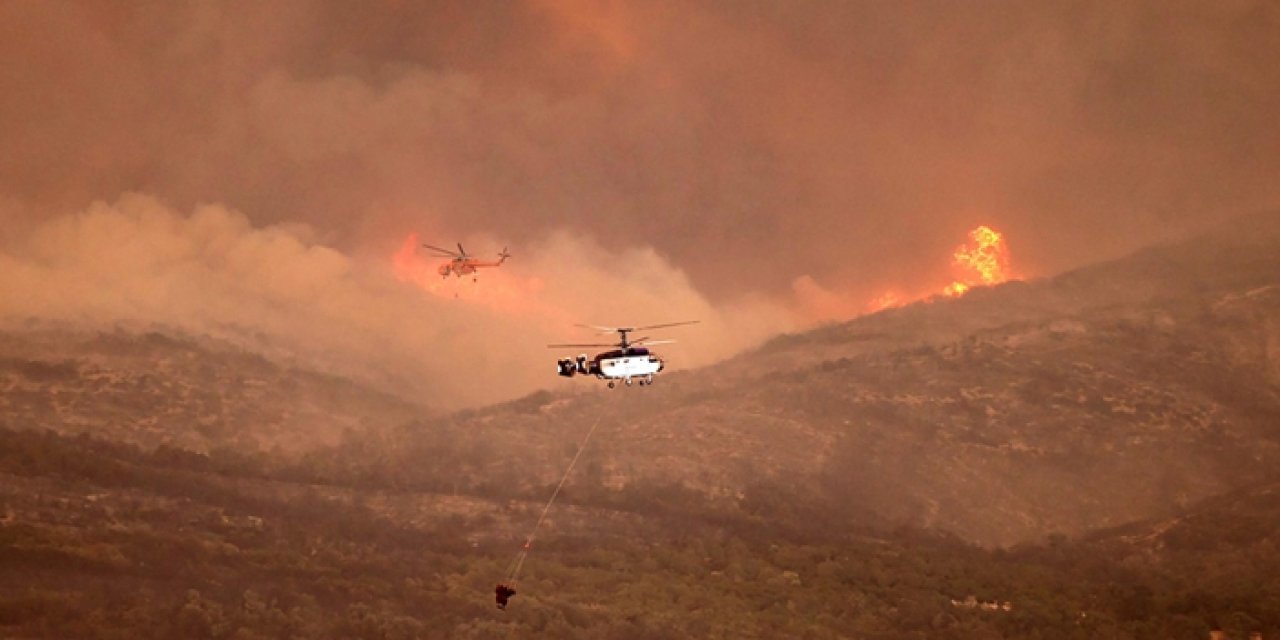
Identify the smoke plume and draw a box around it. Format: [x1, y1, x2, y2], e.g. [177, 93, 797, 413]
[2, 1, 1276, 302]
[0, 195, 794, 408]
[2, 1, 1277, 405]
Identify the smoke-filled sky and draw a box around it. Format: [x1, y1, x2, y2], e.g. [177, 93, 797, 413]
[2, 1, 1278, 407]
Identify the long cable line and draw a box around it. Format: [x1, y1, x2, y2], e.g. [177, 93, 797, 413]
[503, 408, 605, 586]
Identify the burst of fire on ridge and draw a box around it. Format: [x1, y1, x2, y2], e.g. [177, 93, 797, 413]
[943, 224, 1011, 297]
[865, 224, 1016, 313]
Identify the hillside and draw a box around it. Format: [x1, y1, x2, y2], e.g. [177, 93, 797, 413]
[3, 215, 1277, 552]
[308, 212, 1280, 546]
[3, 215, 1280, 637]
[0, 327, 426, 454]
[3, 426, 1278, 638]
[747, 211, 1280, 374]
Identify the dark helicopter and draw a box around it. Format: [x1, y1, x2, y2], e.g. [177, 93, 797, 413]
[421, 242, 511, 281]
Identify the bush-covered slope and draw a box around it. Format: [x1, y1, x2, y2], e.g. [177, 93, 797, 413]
[2, 428, 1278, 639]
[0, 327, 425, 453]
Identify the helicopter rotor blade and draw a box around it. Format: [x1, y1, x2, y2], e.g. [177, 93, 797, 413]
[573, 323, 621, 334]
[422, 244, 461, 257]
[570, 322, 694, 336]
[632, 320, 700, 332]
[547, 343, 615, 348]
[457, 242, 467, 257]
[634, 339, 675, 346]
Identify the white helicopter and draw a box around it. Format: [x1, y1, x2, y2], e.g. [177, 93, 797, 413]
[550, 321, 699, 388]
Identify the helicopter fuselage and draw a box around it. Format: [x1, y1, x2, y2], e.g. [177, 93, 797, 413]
[550, 321, 696, 388]
[439, 259, 506, 278]
[423, 243, 510, 279]
[556, 347, 665, 387]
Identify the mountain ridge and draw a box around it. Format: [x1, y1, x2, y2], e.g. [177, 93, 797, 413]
[381, 213, 1280, 546]
[2, 213, 1278, 548]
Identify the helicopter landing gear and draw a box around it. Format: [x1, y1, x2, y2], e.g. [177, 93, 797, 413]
[644, 374, 654, 386]
[607, 381, 616, 389]
[624, 378, 633, 387]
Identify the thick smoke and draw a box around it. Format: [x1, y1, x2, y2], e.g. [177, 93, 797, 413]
[0, 196, 794, 408]
[2, 1, 1276, 304]
[1, 1, 1277, 404]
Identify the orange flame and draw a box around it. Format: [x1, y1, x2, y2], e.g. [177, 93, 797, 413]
[943, 225, 1012, 297]
[859, 224, 1016, 314]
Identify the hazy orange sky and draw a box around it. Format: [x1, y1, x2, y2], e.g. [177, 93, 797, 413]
[2, 1, 1277, 407]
